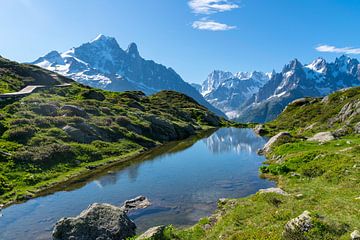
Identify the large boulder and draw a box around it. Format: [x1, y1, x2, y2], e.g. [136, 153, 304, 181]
[52, 203, 136, 240]
[307, 132, 335, 143]
[283, 211, 313, 240]
[136, 226, 165, 240]
[259, 132, 292, 155]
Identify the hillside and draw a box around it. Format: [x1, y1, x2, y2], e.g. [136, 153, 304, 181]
[158, 87, 360, 240]
[0, 57, 227, 205]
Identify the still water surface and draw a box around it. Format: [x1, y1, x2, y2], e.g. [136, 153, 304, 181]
[0, 128, 273, 240]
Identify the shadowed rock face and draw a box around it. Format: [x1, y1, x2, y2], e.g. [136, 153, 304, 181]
[52, 203, 136, 240]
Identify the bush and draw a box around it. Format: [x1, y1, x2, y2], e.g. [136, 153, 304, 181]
[69, 143, 102, 163]
[0, 174, 12, 195]
[3, 126, 36, 143]
[13, 143, 74, 164]
[47, 128, 69, 140]
[10, 118, 32, 126]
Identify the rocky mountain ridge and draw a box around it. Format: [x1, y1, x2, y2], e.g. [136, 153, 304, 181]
[198, 56, 360, 122]
[32, 34, 225, 117]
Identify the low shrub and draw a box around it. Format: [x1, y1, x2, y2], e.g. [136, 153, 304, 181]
[3, 126, 36, 143]
[0, 174, 12, 195]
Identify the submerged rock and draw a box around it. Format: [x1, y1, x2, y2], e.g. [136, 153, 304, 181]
[283, 211, 312, 240]
[136, 225, 165, 240]
[260, 132, 291, 155]
[52, 203, 136, 240]
[258, 187, 289, 196]
[307, 132, 335, 143]
[120, 195, 151, 213]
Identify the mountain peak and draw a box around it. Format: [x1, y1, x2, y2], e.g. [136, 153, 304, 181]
[126, 42, 140, 57]
[306, 57, 327, 73]
[283, 58, 303, 72]
[91, 34, 114, 43]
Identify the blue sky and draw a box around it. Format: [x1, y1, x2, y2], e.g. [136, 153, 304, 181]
[0, 0, 360, 83]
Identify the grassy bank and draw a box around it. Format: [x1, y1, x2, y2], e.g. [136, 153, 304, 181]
[156, 87, 360, 240]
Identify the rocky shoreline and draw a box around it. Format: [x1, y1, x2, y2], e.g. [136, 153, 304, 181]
[52, 196, 165, 240]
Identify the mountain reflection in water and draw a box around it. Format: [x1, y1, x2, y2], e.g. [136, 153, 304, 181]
[204, 128, 266, 154]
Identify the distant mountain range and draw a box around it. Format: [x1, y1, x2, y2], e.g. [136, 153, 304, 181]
[198, 56, 360, 122]
[200, 70, 272, 119]
[32, 34, 225, 117]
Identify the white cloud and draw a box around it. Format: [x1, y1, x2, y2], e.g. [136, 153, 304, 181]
[316, 45, 360, 55]
[192, 19, 236, 31]
[188, 0, 239, 14]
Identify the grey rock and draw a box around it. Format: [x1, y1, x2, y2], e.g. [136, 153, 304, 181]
[61, 105, 88, 118]
[307, 132, 335, 143]
[62, 124, 99, 143]
[120, 196, 151, 213]
[136, 226, 165, 240]
[260, 132, 291, 155]
[258, 187, 289, 196]
[290, 98, 309, 107]
[333, 126, 351, 137]
[254, 124, 268, 135]
[52, 203, 136, 240]
[351, 230, 360, 240]
[336, 100, 360, 123]
[283, 211, 312, 240]
[354, 122, 360, 134]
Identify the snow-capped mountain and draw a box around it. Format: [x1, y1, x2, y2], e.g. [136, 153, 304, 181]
[200, 70, 271, 118]
[32, 34, 225, 117]
[236, 56, 360, 123]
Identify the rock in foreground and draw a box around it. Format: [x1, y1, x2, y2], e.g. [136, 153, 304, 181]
[52, 203, 136, 240]
[283, 210, 312, 240]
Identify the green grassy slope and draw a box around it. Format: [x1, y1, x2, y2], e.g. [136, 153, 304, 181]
[0, 57, 227, 205]
[162, 87, 360, 240]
